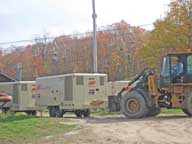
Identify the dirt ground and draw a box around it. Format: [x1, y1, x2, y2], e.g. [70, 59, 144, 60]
[38, 114, 192, 144]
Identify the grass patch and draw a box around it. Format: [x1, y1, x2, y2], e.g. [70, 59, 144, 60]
[0, 113, 78, 144]
[160, 108, 183, 114]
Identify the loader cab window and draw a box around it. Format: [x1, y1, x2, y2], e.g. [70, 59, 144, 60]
[160, 56, 171, 88]
[161, 56, 170, 77]
[184, 55, 192, 83]
[161, 54, 192, 84]
[187, 55, 192, 74]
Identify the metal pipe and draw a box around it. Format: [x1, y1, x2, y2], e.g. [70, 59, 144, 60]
[17, 63, 22, 81]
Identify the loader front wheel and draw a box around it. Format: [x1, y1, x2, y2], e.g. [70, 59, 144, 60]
[184, 94, 192, 116]
[121, 90, 149, 118]
[182, 109, 191, 116]
[147, 107, 161, 117]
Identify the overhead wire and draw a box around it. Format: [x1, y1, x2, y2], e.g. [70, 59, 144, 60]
[0, 23, 153, 46]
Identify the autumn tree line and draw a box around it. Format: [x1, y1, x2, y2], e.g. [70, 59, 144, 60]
[0, 0, 192, 81]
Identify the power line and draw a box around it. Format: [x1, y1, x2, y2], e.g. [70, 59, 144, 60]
[0, 37, 55, 45]
[0, 23, 153, 46]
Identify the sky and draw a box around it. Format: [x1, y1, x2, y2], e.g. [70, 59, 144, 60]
[0, 0, 170, 47]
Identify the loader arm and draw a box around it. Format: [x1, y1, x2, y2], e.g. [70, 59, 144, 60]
[108, 68, 157, 112]
[118, 67, 156, 96]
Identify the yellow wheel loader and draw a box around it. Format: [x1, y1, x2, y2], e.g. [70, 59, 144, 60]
[108, 52, 192, 118]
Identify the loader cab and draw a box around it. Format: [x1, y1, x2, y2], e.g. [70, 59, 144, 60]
[160, 52, 192, 88]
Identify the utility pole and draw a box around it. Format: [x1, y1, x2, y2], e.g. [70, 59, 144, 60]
[92, 0, 98, 73]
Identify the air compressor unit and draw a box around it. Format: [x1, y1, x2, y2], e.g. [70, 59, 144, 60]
[36, 73, 108, 117]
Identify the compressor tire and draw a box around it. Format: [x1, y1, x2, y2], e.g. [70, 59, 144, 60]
[83, 109, 91, 117]
[55, 107, 64, 117]
[49, 107, 57, 117]
[75, 110, 83, 118]
[120, 90, 149, 118]
[26, 111, 37, 116]
[2, 107, 10, 113]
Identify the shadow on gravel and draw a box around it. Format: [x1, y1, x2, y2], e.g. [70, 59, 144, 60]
[84, 114, 190, 124]
[36, 113, 191, 124]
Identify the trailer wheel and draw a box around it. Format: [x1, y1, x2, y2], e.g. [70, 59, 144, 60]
[49, 107, 57, 117]
[185, 94, 192, 116]
[2, 107, 10, 113]
[75, 110, 83, 118]
[120, 90, 149, 118]
[31, 111, 37, 116]
[147, 107, 161, 117]
[83, 109, 90, 117]
[55, 107, 64, 118]
[26, 111, 37, 116]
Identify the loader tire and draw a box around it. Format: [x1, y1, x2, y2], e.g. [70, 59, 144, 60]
[182, 109, 191, 116]
[147, 107, 161, 117]
[120, 90, 149, 118]
[185, 94, 192, 116]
